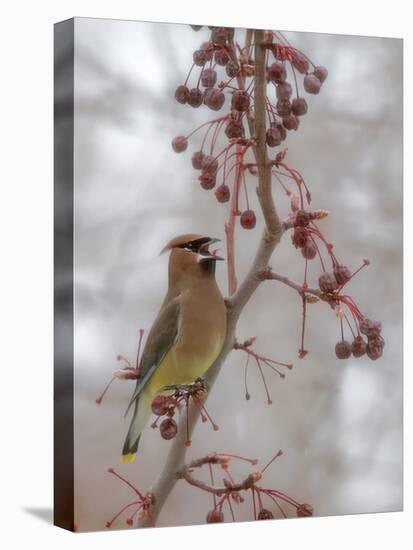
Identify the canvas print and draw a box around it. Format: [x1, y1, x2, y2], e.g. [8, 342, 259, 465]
[54, 18, 403, 532]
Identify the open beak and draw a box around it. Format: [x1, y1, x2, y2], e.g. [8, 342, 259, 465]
[198, 237, 225, 262]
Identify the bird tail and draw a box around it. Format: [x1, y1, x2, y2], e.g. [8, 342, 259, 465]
[120, 394, 150, 463]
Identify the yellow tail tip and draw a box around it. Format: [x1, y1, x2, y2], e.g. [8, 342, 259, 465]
[120, 452, 137, 464]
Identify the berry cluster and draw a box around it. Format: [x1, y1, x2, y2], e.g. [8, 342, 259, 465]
[234, 337, 293, 403]
[106, 468, 155, 528]
[264, 36, 328, 135]
[105, 449, 311, 527]
[265, 158, 385, 361]
[172, 26, 327, 232]
[150, 379, 219, 446]
[95, 330, 144, 405]
[179, 450, 313, 523]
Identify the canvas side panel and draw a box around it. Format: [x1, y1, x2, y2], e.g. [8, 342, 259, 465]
[54, 17, 75, 532]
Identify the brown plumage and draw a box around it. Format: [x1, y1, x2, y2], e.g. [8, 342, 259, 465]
[121, 234, 227, 462]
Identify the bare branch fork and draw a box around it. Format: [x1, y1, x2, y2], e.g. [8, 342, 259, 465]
[138, 29, 284, 527]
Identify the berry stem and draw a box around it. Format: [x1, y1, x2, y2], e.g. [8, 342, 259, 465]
[343, 312, 356, 339]
[299, 293, 308, 358]
[95, 376, 115, 405]
[263, 491, 287, 518]
[208, 463, 217, 508]
[227, 494, 236, 521]
[244, 353, 251, 400]
[183, 62, 195, 87]
[108, 469, 145, 500]
[261, 449, 283, 474]
[255, 356, 273, 405]
[251, 487, 258, 520]
[225, 144, 243, 295]
[106, 500, 140, 528]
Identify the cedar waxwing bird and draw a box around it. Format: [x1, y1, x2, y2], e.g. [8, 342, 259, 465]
[121, 234, 227, 463]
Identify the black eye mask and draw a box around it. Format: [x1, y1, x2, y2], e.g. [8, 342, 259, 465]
[177, 237, 212, 253]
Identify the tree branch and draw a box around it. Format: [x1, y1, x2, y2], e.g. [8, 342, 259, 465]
[261, 268, 322, 298]
[177, 454, 260, 496]
[253, 30, 281, 239]
[137, 28, 284, 528]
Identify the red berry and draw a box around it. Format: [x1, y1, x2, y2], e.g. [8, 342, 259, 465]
[231, 90, 250, 111]
[351, 336, 367, 358]
[292, 226, 308, 248]
[151, 395, 173, 416]
[304, 74, 322, 94]
[335, 340, 352, 359]
[313, 65, 328, 83]
[215, 184, 230, 203]
[159, 418, 178, 440]
[200, 42, 214, 60]
[193, 49, 207, 66]
[201, 68, 217, 88]
[276, 82, 293, 100]
[258, 509, 274, 520]
[126, 517, 134, 526]
[201, 155, 218, 174]
[206, 509, 224, 523]
[295, 209, 310, 226]
[333, 264, 352, 285]
[291, 97, 308, 116]
[276, 98, 291, 117]
[187, 88, 203, 108]
[301, 240, 317, 259]
[171, 136, 188, 153]
[214, 49, 229, 66]
[283, 114, 300, 131]
[359, 318, 382, 338]
[240, 209, 256, 229]
[277, 124, 287, 141]
[199, 171, 216, 190]
[211, 27, 230, 45]
[192, 151, 205, 170]
[267, 62, 286, 83]
[291, 51, 309, 74]
[226, 61, 239, 77]
[225, 119, 244, 138]
[174, 85, 189, 104]
[318, 272, 338, 292]
[296, 503, 313, 517]
[266, 125, 282, 147]
[204, 88, 225, 111]
[366, 335, 384, 360]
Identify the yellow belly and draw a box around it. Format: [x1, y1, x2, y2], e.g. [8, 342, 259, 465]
[146, 336, 223, 397]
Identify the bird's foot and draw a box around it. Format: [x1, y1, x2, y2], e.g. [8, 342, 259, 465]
[159, 378, 209, 396]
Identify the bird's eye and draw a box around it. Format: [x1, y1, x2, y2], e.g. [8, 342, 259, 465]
[180, 242, 197, 252]
[177, 238, 210, 253]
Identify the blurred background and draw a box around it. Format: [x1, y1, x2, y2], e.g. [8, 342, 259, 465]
[72, 18, 402, 531]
